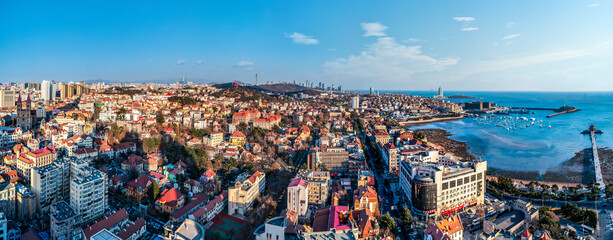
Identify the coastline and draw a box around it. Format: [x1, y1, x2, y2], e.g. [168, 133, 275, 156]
[415, 128, 609, 185]
[398, 116, 464, 126]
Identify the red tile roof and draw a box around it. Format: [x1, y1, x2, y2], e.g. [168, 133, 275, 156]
[117, 218, 146, 240]
[157, 188, 183, 207]
[82, 208, 128, 239]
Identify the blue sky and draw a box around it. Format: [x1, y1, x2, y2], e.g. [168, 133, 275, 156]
[1, 1, 612, 91]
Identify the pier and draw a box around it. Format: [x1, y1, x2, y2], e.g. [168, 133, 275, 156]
[586, 125, 605, 190]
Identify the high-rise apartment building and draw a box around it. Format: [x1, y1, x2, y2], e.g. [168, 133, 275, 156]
[41, 80, 52, 101]
[70, 166, 107, 224]
[351, 95, 360, 109]
[50, 201, 82, 240]
[287, 178, 308, 216]
[31, 159, 71, 211]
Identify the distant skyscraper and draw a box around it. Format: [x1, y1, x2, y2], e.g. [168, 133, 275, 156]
[41, 80, 51, 101]
[370, 87, 373, 95]
[351, 95, 360, 109]
[438, 86, 443, 98]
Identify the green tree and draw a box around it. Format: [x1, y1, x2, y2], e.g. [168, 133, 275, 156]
[148, 181, 160, 201]
[605, 184, 613, 198]
[127, 168, 139, 181]
[400, 206, 413, 226]
[379, 214, 397, 236]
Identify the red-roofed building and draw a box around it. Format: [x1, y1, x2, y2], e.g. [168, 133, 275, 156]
[229, 131, 246, 146]
[82, 209, 129, 239]
[353, 186, 379, 215]
[170, 193, 208, 223]
[117, 218, 146, 240]
[424, 215, 464, 240]
[125, 175, 153, 202]
[156, 188, 184, 214]
[191, 191, 228, 224]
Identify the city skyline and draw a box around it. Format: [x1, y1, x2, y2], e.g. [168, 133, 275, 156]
[2, 1, 613, 91]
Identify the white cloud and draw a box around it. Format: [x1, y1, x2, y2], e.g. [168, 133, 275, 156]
[361, 22, 388, 37]
[462, 27, 479, 31]
[588, 3, 600, 7]
[235, 61, 254, 67]
[196, 60, 204, 65]
[286, 32, 319, 45]
[493, 42, 499, 46]
[453, 17, 475, 22]
[328, 48, 338, 51]
[176, 60, 186, 65]
[506, 41, 514, 45]
[324, 36, 459, 88]
[403, 38, 424, 43]
[502, 33, 521, 40]
[506, 21, 516, 28]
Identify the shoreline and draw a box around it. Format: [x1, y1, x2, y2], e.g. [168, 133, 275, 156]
[398, 116, 464, 126]
[414, 128, 609, 185]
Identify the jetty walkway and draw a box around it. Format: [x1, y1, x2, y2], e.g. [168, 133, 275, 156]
[588, 126, 605, 190]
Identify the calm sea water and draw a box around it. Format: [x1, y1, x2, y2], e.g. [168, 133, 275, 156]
[383, 91, 613, 171]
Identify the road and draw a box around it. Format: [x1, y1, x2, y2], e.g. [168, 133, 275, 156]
[359, 132, 409, 240]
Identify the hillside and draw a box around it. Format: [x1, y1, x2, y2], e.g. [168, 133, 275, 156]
[211, 85, 274, 101]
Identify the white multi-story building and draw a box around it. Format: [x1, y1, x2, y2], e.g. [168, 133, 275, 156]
[287, 178, 308, 217]
[41, 80, 52, 101]
[0, 182, 15, 220]
[399, 160, 487, 219]
[70, 166, 108, 224]
[228, 171, 265, 216]
[31, 159, 71, 211]
[351, 95, 360, 109]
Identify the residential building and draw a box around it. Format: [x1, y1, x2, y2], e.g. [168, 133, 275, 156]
[50, 201, 82, 240]
[70, 166, 108, 224]
[351, 95, 359, 109]
[125, 175, 153, 202]
[399, 160, 487, 219]
[16, 146, 57, 181]
[163, 219, 204, 240]
[0, 182, 15, 219]
[353, 186, 379, 215]
[82, 209, 128, 239]
[381, 143, 398, 173]
[209, 132, 223, 147]
[156, 187, 184, 214]
[15, 184, 36, 221]
[287, 178, 308, 217]
[424, 215, 463, 240]
[229, 131, 246, 146]
[31, 159, 71, 211]
[228, 171, 266, 216]
[296, 170, 330, 205]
